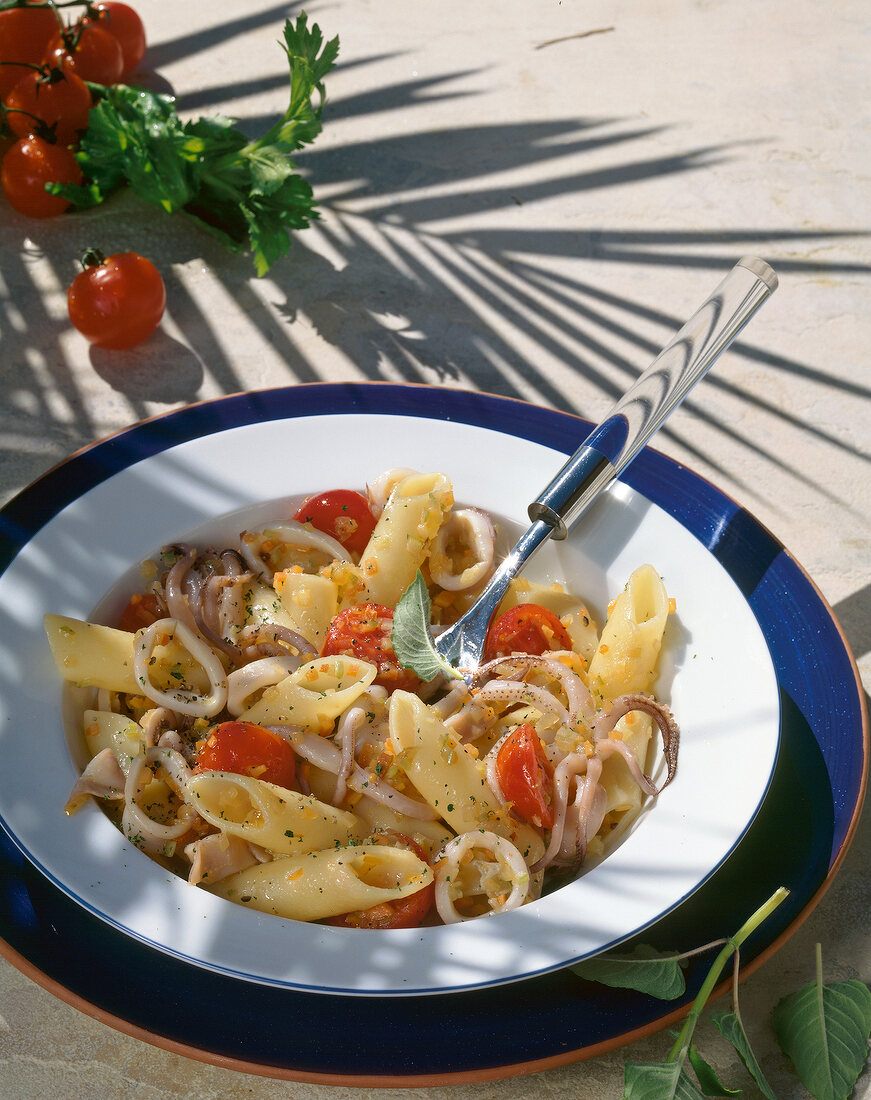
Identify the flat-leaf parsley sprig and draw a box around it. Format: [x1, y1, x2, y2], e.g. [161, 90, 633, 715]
[51, 13, 339, 275]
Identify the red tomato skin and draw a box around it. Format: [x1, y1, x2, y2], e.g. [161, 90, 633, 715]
[118, 592, 161, 633]
[293, 490, 377, 555]
[5, 66, 92, 147]
[321, 604, 421, 693]
[194, 721, 296, 790]
[1, 134, 82, 218]
[87, 2, 146, 76]
[328, 832, 435, 929]
[0, 5, 59, 99]
[44, 22, 125, 86]
[67, 252, 166, 350]
[495, 723, 555, 829]
[484, 603, 573, 662]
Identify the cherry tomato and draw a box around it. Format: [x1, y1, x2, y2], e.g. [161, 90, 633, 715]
[5, 65, 92, 147]
[293, 489, 377, 556]
[321, 604, 421, 693]
[1, 133, 82, 218]
[484, 602, 573, 661]
[0, 4, 59, 100]
[118, 592, 162, 633]
[194, 720, 297, 789]
[495, 723, 555, 829]
[67, 249, 166, 350]
[44, 21, 124, 86]
[328, 832, 435, 929]
[86, 2, 146, 76]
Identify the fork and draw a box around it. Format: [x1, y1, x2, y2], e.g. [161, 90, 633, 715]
[434, 256, 778, 673]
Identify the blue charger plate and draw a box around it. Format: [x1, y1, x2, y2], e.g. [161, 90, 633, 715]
[0, 383, 866, 1084]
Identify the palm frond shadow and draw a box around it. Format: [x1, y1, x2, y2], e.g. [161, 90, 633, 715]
[2, 48, 870, 515]
[143, 1, 305, 69]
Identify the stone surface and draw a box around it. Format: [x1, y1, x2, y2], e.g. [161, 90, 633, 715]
[1, 0, 868, 1096]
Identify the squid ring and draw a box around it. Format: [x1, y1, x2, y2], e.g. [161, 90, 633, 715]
[133, 617, 228, 718]
[434, 830, 530, 924]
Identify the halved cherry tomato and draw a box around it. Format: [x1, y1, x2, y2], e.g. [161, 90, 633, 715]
[495, 723, 555, 829]
[67, 249, 166, 349]
[194, 720, 296, 790]
[1, 133, 82, 218]
[5, 65, 92, 147]
[118, 592, 162, 633]
[44, 20, 124, 86]
[328, 832, 435, 929]
[0, 4, 59, 100]
[484, 602, 573, 661]
[86, 2, 146, 76]
[293, 490, 377, 556]
[321, 603, 420, 693]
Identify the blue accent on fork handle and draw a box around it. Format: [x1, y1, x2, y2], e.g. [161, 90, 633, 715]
[583, 414, 630, 464]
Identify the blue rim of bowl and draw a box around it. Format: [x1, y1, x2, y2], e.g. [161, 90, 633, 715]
[0, 382, 867, 1083]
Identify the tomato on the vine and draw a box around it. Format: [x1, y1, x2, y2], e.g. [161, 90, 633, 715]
[1, 133, 82, 218]
[293, 489, 377, 555]
[86, 1, 146, 76]
[321, 604, 421, 693]
[0, 4, 59, 99]
[484, 603, 573, 661]
[327, 832, 435, 929]
[5, 65, 92, 147]
[67, 249, 166, 350]
[44, 21, 125, 86]
[495, 723, 555, 829]
[194, 721, 297, 790]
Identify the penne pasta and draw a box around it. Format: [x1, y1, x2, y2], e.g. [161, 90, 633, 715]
[358, 471, 454, 606]
[186, 771, 365, 855]
[45, 614, 211, 696]
[240, 655, 377, 729]
[211, 843, 433, 921]
[270, 572, 338, 649]
[588, 564, 669, 697]
[45, 614, 140, 693]
[82, 709, 143, 775]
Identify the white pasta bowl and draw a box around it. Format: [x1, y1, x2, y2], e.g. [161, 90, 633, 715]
[0, 401, 780, 996]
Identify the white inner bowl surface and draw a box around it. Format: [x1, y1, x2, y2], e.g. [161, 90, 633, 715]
[0, 413, 780, 996]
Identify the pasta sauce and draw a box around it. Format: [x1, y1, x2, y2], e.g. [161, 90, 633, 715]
[46, 468, 679, 928]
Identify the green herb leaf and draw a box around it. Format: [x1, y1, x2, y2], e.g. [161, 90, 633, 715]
[685, 1041, 742, 1096]
[711, 1011, 777, 1100]
[771, 945, 871, 1100]
[623, 1060, 707, 1099]
[571, 945, 688, 1000]
[392, 571, 463, 683]
[50, 12, 338, 275]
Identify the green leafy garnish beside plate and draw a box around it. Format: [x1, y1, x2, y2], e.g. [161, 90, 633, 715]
[51, 13, 339, 275]
[573, 888, 871, 1099]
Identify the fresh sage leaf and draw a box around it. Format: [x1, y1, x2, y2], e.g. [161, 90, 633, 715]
[771, 950, 871, 1100]
[571, 944, 687, 1000]
[392, 572, 462, 683]
[711, 1010, 777, 1100]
